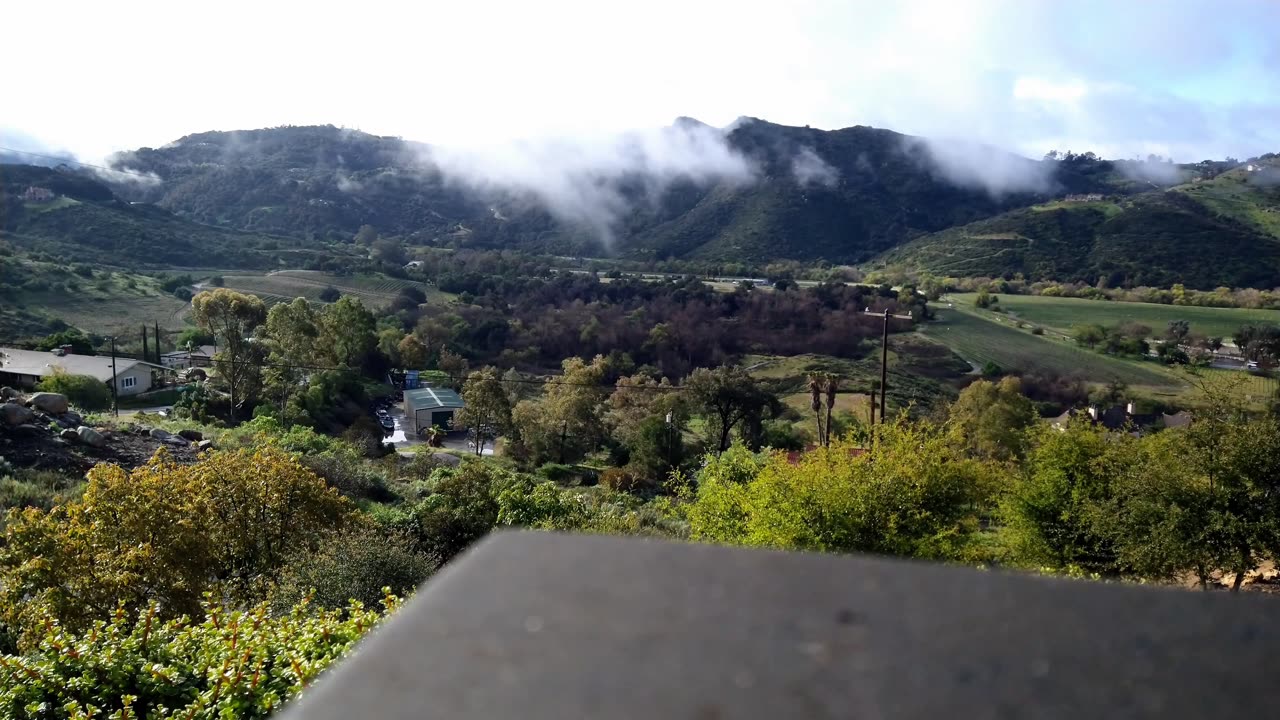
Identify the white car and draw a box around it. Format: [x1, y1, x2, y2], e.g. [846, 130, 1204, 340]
[1246, 361, 1260, 370]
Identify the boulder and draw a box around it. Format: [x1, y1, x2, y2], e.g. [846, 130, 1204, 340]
[196, 439, 214, 451]
[76, 426, 106, 448]
[60, 428, 80, 442]
[164, 435, 190, 447]
[149, 427, 173, 440]
[178, 429, 204, 442]
[56, 411, 83, 428]
[0, 387, 19, 400]
[1, 403, 35, 427]
[28, 393, 69, 415]
[11, 424, 45, 437]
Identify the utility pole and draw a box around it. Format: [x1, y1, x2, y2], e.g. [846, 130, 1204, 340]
[879, 309, 889, 425]
[110, 336, 119, 417]
[863, 308, 914, 426]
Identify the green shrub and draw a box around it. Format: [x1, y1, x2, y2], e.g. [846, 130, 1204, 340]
[0, 595, 396, 719]
[536, 462, 576, 483]
[36, 369, 112, 411]
[274, 527, 430, 612]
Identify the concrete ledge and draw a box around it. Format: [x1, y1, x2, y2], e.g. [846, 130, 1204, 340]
[282, 531, 1280, 719]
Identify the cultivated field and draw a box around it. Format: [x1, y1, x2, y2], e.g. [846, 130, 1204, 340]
[921, 307, 1180, 389]
[218, 271, 451, 308]
[949, 293, 1280, 339]
[18, 274, 192, 336]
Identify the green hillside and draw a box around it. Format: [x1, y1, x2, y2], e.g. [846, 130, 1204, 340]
[879, 178, 1280, 288]
[101, 121, 1143, 265]
[1, 165, 359, 270]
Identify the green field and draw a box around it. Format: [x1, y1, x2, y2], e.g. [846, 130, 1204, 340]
[218, 271, 452, 309]
[949, 293, 1280, 339]
[921, 307, 1179, 389]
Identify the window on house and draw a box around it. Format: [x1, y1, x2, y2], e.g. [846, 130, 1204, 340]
[121, 376, 137, 389]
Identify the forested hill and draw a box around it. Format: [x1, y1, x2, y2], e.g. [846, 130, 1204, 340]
[0, 164, 347, 270]
[877, 159, 1280, 288]
[101, 120, 1150, 264]
[11, 119, 1277, 287]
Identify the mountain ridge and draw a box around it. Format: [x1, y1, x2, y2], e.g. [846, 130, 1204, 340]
[5, 118, 1278, 287]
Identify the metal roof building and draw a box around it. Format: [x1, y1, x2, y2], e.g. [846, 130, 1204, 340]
[403, 386, 465, 436]
[0, 346, 165, 397]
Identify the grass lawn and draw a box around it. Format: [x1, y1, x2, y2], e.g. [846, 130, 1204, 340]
[921, 306, 1179, 389]
[949, 293, 1280, 339]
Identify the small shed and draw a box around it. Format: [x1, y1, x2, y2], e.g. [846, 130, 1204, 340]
[404, 386, 466, 436]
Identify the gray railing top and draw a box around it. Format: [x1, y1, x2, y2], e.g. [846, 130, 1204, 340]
[283, 531, 1280, 719]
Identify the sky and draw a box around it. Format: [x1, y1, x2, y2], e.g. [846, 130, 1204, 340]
[4, 0, 1279, 163]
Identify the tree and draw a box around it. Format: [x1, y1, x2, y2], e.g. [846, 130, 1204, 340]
[438, 348, 470, 388]
[684, 366, 777, 453]
[949, 376, 1037, 460]
[398, 334, 430, 369]
[688, 422, 991, 559]
[34, 330, 94, 355]
[0, 447, 352, 642]
[1071, 323, 1108, 349]
[508, 356, 610, 465]
[371, 238, 408, 265]
[319, 286, 342, 302]
[319, 296, 377, 368]
[1165, 319, 1191, 346]
[604, 374, 681, 449]
[35, 369, 112, 411]
[456, 367, 513, 455]
[807, 373, 839, 447]
[191, 289, 267, 421]
[1002, 419, 1123, 574]
[260, 298, 321, 422]
[354, 224, 378, 246]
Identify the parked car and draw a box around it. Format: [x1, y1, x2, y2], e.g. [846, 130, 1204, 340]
[380, 414, 395, 431]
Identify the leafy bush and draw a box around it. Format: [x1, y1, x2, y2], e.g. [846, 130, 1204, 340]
[301, 452, 395, 502]
[0, 595, 396, 719]
[36, 368, 112, 411]
[688, 425, 992, 559]
[274, 527, 430, 611]
[599, 466, 645, 493]
[0, 447, 353, 645]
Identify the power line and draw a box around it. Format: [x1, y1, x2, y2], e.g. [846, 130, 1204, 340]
[0, 146, 159, 180]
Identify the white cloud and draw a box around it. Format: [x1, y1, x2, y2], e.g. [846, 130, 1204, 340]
[422, 122, 755, 243]
[3, 0, 1279, 164]
[790, 147, 840, 188]
[1013, 77, 1090, 105]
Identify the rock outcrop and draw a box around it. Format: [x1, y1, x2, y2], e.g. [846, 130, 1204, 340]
[1, 403, 35, 427]
[28, 393, 69, 415]
[76, 426, 107, 448]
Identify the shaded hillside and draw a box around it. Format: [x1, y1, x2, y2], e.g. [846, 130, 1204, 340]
[877, 168, 1280, 289]
[0, 164, 357, 270]
[102, 121, 1147, 263]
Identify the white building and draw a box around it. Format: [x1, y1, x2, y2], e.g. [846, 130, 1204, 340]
[0, 346, 165, 397]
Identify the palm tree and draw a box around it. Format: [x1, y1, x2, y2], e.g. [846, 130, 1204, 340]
[824, 375, 838, 447]
[808, 373, 824, 446]
[422, 425, 445, 448]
